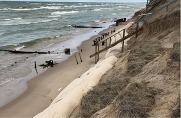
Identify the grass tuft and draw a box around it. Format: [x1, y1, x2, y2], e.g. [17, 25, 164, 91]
[170, 42, 180, 62]
[127, 42, 163, 76]
[80, 78, 130, 118]
[114, 83, 158, 118]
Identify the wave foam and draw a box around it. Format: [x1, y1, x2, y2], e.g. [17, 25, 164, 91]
[51, 11, 79, 15]
[0, 18, 58, 26]
[0, 6, 63, 11]
[2, 7, 41, 11]
[93, 9, 101, 11]
[2, 17, 22, 21]
[0, 78, 15, 86]
[15, 45, 25, 51]
[40, 6, 62, 10]
[49, 11, 79, 17]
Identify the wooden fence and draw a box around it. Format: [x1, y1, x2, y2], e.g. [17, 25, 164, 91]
[90, 28, 142, 63]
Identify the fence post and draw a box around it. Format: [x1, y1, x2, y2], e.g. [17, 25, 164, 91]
[122, 29, 125, 52]
[79, 52, 83, 62]
[95, 44, 97, 64]
[75, 54, 79, 64]
[114, 35, 116, 42]
[105, 39, 108, 48]
[109, 37, 112, 46]
[97, 43, 100, 62]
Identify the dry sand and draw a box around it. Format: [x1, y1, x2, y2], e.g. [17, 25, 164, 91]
[0, 33, 107, 117]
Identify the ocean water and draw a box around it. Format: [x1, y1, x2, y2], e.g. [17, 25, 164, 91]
[0, 1, 145, 107]
[0, 1, 145, 47]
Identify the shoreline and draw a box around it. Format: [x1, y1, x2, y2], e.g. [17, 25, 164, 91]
[0, 22, 113, 117]
[33, 20, 132, 118]
[0, 21, 114, 109]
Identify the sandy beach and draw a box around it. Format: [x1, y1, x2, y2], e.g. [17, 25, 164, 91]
[0, 25, 112, 117]
[0, 1, 161, 118]
[14, 0, 180, 117]
[0, 2, 146, 117]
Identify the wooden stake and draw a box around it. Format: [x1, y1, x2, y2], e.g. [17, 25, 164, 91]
[95, 45, 97, 64]
[114, 36, 116, 43]
[79, 52, 83, 62]
[75, 54, 79, 64]
[98, 44, 100, 62]
[122, 29, 126, 52]
[105, 39, 108, 48]
[109, 37, 112, 46]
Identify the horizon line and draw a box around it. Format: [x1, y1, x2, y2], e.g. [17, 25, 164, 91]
[0, 0, 146, 3]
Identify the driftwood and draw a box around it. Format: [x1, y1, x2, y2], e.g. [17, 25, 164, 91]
[71, 25, 103, 28]
[39, 60, 55, 68]
[0, 49, 49, 54]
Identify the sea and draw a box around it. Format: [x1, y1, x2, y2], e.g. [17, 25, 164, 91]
[0, 1, 145, 108]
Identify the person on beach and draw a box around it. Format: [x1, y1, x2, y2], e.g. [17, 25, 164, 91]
[34, 61, 38, 74]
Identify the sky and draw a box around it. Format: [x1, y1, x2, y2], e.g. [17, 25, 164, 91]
[0, 0, 146, 3]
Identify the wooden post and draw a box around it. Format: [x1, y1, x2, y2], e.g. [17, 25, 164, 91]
[105, 39, 108, 48]
[119, 33, 122, 39]
[95, 45, 97, 64]
[109, 37, 112, 46]
[97, 44, 100, 62]
[122, 29, 125, 52]
[114, 36, 116, 42]
[79, 52, 83, 62]
[75, 54, 79, 64]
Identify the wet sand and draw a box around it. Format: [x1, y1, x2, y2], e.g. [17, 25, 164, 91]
[0, 30, 108, 117]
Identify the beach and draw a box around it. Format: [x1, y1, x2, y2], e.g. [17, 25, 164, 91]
[0, 33, 102, 117]
[0, 22, 124, 117]
[0, 2, 147, 117]
[26, 0, 180, 117]
[0, 2, 145, 108]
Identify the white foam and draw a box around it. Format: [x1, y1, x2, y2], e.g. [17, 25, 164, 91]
[94, 20, 100, 23]
[0, 18, 58, 26]
[3, 17, 22, 21]
[5, 8, 41, 11]
[0, 78, 15, 86]
[12, 17, 22, 20]
[15, 45, 25, 51]
[93, 9, 101, 11]
[0, 33, 4, 36]
[51, 11, 79, 15]
[3, 18, 11, 21]
[47, 3, 64, 6]
[40, 6, 62, 10]
[0, 6, 64, 11]
[112, 13, 116, 15]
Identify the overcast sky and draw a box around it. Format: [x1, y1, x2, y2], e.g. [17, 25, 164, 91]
[0, 0, 146, 2]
